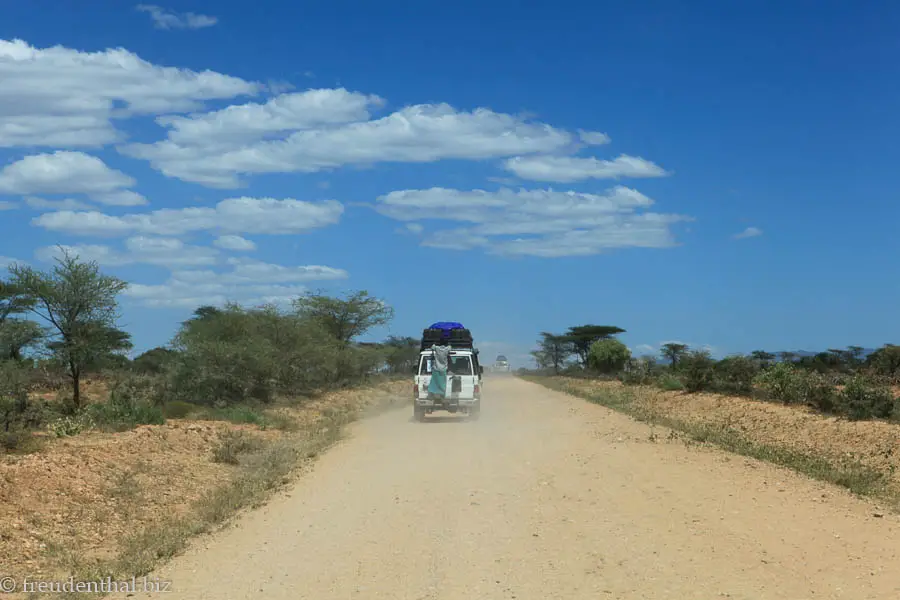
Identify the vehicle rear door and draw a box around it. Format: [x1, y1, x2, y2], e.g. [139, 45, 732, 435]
[448, 354, 475, 399]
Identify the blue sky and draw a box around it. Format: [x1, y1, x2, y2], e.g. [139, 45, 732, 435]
[1, 1, 898, 367]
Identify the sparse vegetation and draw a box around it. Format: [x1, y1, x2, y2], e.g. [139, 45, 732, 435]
[524, 324, 900, 423]
[521, 323, 900, 511]
[0, 252, 411, 593]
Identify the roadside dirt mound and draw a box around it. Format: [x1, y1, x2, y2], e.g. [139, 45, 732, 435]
[555, 378, 900, 491]
[0, 378, 407, 583]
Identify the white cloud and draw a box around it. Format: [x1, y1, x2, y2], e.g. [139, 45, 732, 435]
[33, 196, 344, 237]
[375, 185, 690, 257]
[733, 226, 762, 239]
[405, 223, 424, 235]
[123, 258, 348, 308]
[578, 130, 611, 146]
[156, 89, 385, 147]
[24, 196, 92, 210]
[36, 237, 220, 267]
[121, 102, 577, 188]
[504, 154, 670, 183]
[0, 151, 146, 205]
[0, 200, 17, 210]
[213, 235, 256, 251]
[0, 38, 258, 148]
[136, 5, 218, 30]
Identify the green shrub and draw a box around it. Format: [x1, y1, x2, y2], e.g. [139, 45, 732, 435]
[0, 429, 43, 453]
[84, 374, 165, 432]
[754, 362, 803, 403]
[1, 430, 23, 451]
[166, 305, 348, 406]
[587, 338, 631, 374]
[619, 369, 652, 386]
[188, 404, 266, 426]
[837, 375, 897, 420]
[753, 362, 838, 412]
[163, 400, 197, 419]
[712, 356, 758, 395]
[47, 414, 92, 437]
[803, 372, 839, 413]
[681, 350, 716, 393]
[657, 373, 685, 391]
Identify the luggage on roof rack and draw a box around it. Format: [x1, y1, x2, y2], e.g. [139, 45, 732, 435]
[421, 323, 473, 351]
[428, 321, 465, 331]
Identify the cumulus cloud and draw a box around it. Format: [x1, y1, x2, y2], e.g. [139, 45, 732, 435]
[213, 235, 256, 251]
[0, 38, 669, 198]
[24, 196, 92, 211]
[121, 102, 577, 188]
[375, 186, 690, 257]
[0, 38, 259, 148]
[157, 89, 385, 148]
[0, 151, 146, 205]
[36, 237, 220, 267]
[578, 130, 611, 146]
[136, 5, 218, 30]
[503, 154, 670, 183]
[123, 258, 348, 308]
[33, 196, 344, 237]
[0, 200, 16, 210]
[733, 226, 762, 239]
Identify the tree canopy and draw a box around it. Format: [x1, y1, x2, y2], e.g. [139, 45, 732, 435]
[293, 290, 394, 345]
[560, 325, 626, 365]
[8, 249, 129, 407]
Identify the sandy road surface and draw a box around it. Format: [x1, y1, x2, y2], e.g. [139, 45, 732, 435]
[113, 377, 900, 600]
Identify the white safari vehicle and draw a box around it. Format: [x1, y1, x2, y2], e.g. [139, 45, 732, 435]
[413, 348, 482, 421]
[492, 355, 510, 372]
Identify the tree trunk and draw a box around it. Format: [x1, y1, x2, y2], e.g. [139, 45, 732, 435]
[70, 362, 81, 409]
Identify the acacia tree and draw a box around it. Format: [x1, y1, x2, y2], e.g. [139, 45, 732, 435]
[383, 336, 420, 374]
[867, 344, 900, 378]
[778, 351, 797, 364]
[660, 342, 688, 369]
[750, 350, 775, 369]
[846, 346, 866, 367]
[561, 325, 626, 366]
[0, 279, 43, 361]
[293, 290, 394, 345]
[531, 332, 574, 374]
[9, 250, 129, 408]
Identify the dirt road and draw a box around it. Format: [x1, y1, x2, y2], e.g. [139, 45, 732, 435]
[113, 377, 900, 599]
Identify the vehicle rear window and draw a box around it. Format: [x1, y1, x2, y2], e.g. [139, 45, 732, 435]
[418, 354, 473, 375]
[449, 356, 472, 374]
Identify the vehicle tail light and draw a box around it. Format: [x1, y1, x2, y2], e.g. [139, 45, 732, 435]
[474, 384, 480, 395]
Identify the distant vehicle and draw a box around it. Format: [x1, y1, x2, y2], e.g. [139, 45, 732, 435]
[492, 355, 510, 372]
